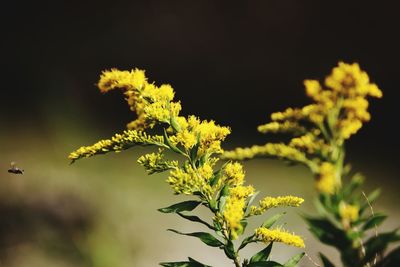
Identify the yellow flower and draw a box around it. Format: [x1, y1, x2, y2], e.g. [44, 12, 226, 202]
[290, 133, 317, 154]
[144, 84, 175, 102]
[68, 130, 166, 163]
[197, 162, 214, 181]
[224, 143, 309, 164]
[250, 196, 304, 216]
[255, 227, 305, 248]
[325, 62, 382, 98]
[224, 62, 382, 198]
[166, 165, 212, 197]
[315, 162, 338, 194]
[223, 196, 246, 240]
[172, 116, 230, 155]
[343, 97, 370, 121]
[96, 68, 184, 130]
[137, 149, 178, 174]
[257, 121, 306, 134]
[339, 202, 359, 222]
[271, 107, 305, 121]
[97, 68, 146, 93]
[144, 101, 171, 123]
[196, 120, 231, 155]
[175, 130, 197, 150]
[223, 185, 255, 239]
[338, 118, 363, 140]
[223, 162, 245, 186]
[229, 185, 255, 199]
[304, 80, 322, 98]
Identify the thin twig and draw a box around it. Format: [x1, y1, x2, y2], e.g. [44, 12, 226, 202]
[362, 191, 378, 266]
[305, 252, 321, 267]
[354, 225, 368, 266]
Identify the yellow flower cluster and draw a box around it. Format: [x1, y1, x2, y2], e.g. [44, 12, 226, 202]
[223, 185, 255, 240]
[71, 68, 306, 254]
[223, 162, 245, 186]
[224, 62, 382, 196]
[315, 162, 338, 194]
[325, 62, 382, 98]
[255, 227, 305, 248]
[97, 68, 181, 129]
[270, 107, 305, 122]
[289, 133, 329, 155]
[306, 62, 382, 141]
[223, 143, 311, 167]
[268, 62, 382, 142]
[257, 121, 306, 135]
[166, 162, 215, 197]
[68, 130, 166, 163]
[250, 196, 304, 216]
[137, 150, 178, 174]
[171, 115, 231, 155]
[97, 68, 147, 93]
[339, 202, 359, 223]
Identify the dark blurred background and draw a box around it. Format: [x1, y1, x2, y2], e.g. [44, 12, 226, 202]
[0, 1, 399, 266]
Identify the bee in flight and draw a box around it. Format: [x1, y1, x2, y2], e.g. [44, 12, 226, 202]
[8, 162, 24, 175]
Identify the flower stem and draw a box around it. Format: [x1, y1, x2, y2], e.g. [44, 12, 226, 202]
[233, 257, 241, 267]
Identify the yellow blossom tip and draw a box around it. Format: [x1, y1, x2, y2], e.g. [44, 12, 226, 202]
[255, 227, 305, 248]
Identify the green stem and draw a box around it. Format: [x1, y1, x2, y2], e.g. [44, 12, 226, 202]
[233, 257, 241, 267]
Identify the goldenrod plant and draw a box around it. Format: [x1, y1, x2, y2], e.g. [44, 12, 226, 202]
[224, 62, 400, 267]
[69, 68, 305, 266]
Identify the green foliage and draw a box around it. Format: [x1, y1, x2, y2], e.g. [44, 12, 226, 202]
[283, 253, 305, 267]
[160, 257, 212, 267]
[158, 201, 202, 213]
[319, 253, 335, 267]
[306, 178, 400, 267]
[249, 243, 273, 263]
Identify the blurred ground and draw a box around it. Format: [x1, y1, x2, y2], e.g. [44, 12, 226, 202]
[1, 123, 398, 267]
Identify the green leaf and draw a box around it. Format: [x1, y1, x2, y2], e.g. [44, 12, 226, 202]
[239, 220, 248, 235]
[220, 185, 230, 198]
[362, 213, 387, 231]
[188, 257, 212, 267]
[303, 216, 351, 248]
[360, 189, 381, 214]
[190, 133, 201, 163]
[199, 154, 208, 167]
[223, 240, 236, 260]
[170, 116, 182, 132]
[209, 199, 218, 212]
[375, 246, 400, 267]
[209, 161, 229, 186]
[217, 196, 227, 212]
[283, 252, 304, 267]
[239, 234, 256, 250]
[318, 194, 334, 213]
[250, 242, 273, 263]
[262, 212, 286, 228]
[363, 230, 400, 265]
[177, 212, 215, 230]
[367, 188, 381, 203]
[163, 128, 186, 156]
[158, 201, 202, 213]
[246, 261, 282, 267]
[319, 253, 335, 267]
[246, 191, 260, 213]
[160, 257, 211, 267]
[167, 229, 224, 247]
[160, 262, 192, 267]
[342, 173, 364, 198]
